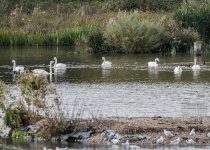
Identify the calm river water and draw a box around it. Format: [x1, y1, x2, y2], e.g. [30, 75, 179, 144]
[0, 47, 210, 149]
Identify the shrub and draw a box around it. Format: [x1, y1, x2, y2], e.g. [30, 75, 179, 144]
[17, 73, 48, 95]
[174, 1, 210, 42]
[4, 107, 29, 128]
[173, 29, 200, 53]
[103, 12, 170, 53]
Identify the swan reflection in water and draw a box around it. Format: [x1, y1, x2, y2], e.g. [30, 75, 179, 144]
[54, 68, 67, 83]
[193, 70, 200, 80]
[174, 66, 182, 80]
[148, 67, 159, 79]
[102, 68, 112, 78]
[174, 71, 182, 80]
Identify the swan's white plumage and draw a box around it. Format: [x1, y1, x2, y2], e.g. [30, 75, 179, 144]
[148, 58, 159, 67]
[192, 64, 200, 70]
[32, 69, 49, 75]
[32, 61, 54, 76]
[102, 57, 112, 69]
[54, 57, 67, 69]
[192, 58, 200, 70]
[12, 60, 24, 74]
[174, 66, 182, 74]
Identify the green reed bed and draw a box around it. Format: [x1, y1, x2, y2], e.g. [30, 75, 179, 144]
[0, 30, 11, 46]
[0, 26, 91, 47]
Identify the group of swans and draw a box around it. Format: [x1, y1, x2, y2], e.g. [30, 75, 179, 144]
[148, 58, 201, 74]
[12, 56, 202, 76]
[12, 57, 67, 76]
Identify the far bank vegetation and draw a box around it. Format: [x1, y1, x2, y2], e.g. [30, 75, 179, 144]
[0, 0, 209, 54]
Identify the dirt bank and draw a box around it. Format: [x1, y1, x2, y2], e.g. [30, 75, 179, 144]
[86, 117, 210, 147]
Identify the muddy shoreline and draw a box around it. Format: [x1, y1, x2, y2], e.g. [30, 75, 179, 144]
[85, 117, 210, 147]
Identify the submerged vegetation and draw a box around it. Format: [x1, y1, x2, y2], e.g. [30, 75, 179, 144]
[0, 0, 209, 53]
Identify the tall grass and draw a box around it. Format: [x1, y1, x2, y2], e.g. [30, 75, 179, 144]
[0, 30, 11, 46]
[0, 27, 91, 47]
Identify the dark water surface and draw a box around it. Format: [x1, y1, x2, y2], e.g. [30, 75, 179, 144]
[0, 47, 210, 149]
[1, 47, 210, 117]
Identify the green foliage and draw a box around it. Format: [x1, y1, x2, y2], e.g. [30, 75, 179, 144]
[58, 27, 90, 47]
[12, 130, 28, 140]
[0, 30, 11, 46]
[173, 29, 199, 53]
[88, 30, 107, 53]
[11, 31, 28, 46]
[57, 117, 69, 134]
[0, 0, 182, 17]
[4, 107, 29, 128]
[174, 0, 210, 42]
[0, 27, 90, 47]
[102, 12, 170, 53]
[106, 0, 182, 11]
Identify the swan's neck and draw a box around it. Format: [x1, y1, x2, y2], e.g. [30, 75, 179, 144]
[194, 58, 197, 65]
[155, 59, 158, 63]
[103, 58, 106, 62]
[54, 59, 57, 67]
[50, 63, 53, 74]
[12, 61, 16, 71]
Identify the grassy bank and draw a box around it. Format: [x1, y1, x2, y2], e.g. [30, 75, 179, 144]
[0, 0, 209, 54]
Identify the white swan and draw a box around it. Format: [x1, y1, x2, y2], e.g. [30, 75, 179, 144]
[148, 58, 159, 67]
[174, 66, 182, 74]
[53, 57, 67, 69]
[32, 61, 54, 76]
[102, 57, 112, 69]
[12, 60, 24, 74]
[192, 58, 200, 70]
